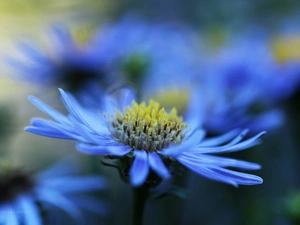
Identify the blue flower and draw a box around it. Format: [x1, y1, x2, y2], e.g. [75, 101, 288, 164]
[5, 25, 114, 93]
[0, 159, 108, 225]
[25, 88, 265, 187]
[90, 15, 202, 89]
[196, 34, 300, 134]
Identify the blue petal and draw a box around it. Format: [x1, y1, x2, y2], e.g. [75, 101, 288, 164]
[17, 195, 42, 225]
[37, 157, 81, 179]
[120, 88, 136, 109]
[129, 150, 150, 187]
[101, 95, 119, 114]
[0, 204, 18, 225]
[27, 118, 83, 140]
[59, 89, 107, 135]
[25, 126, 77, 140]
[190, 131, 266, 154]
[28, 96, 71, 125]
[41, 176, 108, 193]
[248, 109, 284, 132]
[68, 115, 108, 144]
[178, 153, 261, 170]
[76, 142, 132, 156]
[161, 129, 206, 156]
[184, 89, 205, 131]
[177, 156, 263, 186]
[199, 129, 240, 147]
[36, 188, 82, 224]
[17, 42, 50, 64]
[197, 129, 249, 148]
[51, 25, 74, 47]
[67, 196, 110, 215]
[148, 152, 170, 179]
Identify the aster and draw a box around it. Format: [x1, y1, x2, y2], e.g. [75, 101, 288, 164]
[0, 159, 108, 225]
[196, 33, 300, 134]
[25, 88, 264, 188]
[5, 24, 115, 93]
[90, 15, 202, 89]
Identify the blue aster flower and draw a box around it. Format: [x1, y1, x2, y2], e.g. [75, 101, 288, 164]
[196, 34, 300, 134]
[209, 36, 300, 100]
[5, 24, 116, 93]
[0, 159, 108, 225]
[90, 15, 202, 88]
[25, 88, 265, 187]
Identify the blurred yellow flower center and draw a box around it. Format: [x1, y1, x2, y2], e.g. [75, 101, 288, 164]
[110, 100, 187, 152]
[272, 35, 300, 63]
[71, 24, 97, 46]
[151, 88, 190, 114]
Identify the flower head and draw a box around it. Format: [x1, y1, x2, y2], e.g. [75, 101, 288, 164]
[0, 159, 108, 225]
[196, 34, 300, 134]
[90, 15, 201, 89]
[25, 88, 265, 187]
[5, 25, 114, 93]
[108, 99, 187, 152]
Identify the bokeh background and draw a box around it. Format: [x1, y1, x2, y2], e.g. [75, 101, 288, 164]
[1, 0, 300, 225]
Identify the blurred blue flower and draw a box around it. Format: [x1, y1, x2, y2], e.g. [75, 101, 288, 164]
[5, 25, 116, 93]
[198, 35, 300, 134]
[90, 15, 202, 90]
[25, 88, 265, 187]
[0, 159, 108, 225]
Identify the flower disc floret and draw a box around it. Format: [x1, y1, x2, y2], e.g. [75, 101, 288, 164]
[109, 100, 187, 152]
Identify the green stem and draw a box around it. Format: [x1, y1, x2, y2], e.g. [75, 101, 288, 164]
[131, 185, 149, 225]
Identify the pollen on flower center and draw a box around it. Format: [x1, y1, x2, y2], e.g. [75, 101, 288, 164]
[109, 100, 188, 152]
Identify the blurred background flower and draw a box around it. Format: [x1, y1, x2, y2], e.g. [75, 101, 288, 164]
[0, 158, 108, 225]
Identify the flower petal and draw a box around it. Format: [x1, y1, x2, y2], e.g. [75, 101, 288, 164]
[161, 129, 206, 156]
[184, 89, 205, 131]
[67, 195, 110, 215]
[129, 150, 150, 187]
[0, 204, 18, 225]
[177, 156, 263, 186]
[59, 88, 106, 135]
[76, 142, 132, 156]
[26, 118, 83, 140]
[190, 131, 266, 154]
[51, 25, 75, 51]
[120, 87, 137, 110]
[28, 96, 71, 125]
[68, 115, 109, 144]
[199, 129, 240, 147]
[17, 42, 50, 64]
[178, 153, 261, 170]
[41, 176, 108, 193]
[18, 195, 42, 225]
[198, 129, 249, 148]
[25, 126, 77, 140]
[148, 152, 170, 179]
[36, 188, 82, 224]
[36, 157, 81, 179]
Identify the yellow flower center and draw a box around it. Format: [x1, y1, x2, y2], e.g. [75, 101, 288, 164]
[110, 100, 187, 152]
[271, 35, 300, 63]
[150, 88, 190, 114]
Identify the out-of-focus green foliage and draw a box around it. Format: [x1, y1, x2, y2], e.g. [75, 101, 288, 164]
[286, 192, 300, 224]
